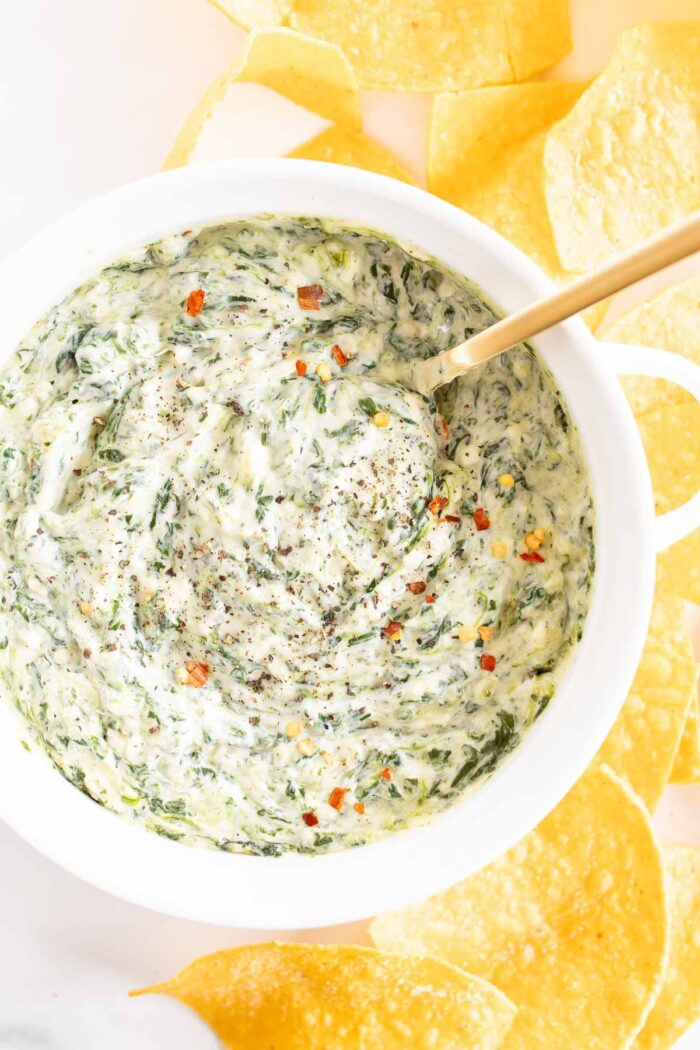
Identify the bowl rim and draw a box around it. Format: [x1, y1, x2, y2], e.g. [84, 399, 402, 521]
[0, 158, 655, 928]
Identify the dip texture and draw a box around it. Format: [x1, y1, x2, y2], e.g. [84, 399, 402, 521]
[0, 218, 594, 854]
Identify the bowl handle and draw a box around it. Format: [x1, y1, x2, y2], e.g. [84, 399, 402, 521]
[600, 341, 700, 552]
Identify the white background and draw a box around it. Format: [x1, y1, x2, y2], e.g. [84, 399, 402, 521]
[1, 1, 699, 1047]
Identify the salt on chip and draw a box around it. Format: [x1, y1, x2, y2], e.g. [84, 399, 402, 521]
[132, 942, 517, 1050]
[163, 28, 360, 170]
[593, 580, 697, 809]
[544, 23, 700, 272]
[634, 848, 700, 1050]
[287, 126, 416, 184]
[603, 276, 700, 604]
[371, 765, 668, 1049]
[428, 83, 607, 330]
[289, 0, 570, 92]
[670, 697, 700, 782]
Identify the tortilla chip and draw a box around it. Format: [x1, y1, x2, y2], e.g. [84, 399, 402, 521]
[164, 28, 360, 169]
[287, 126, 417, 184]
[636, 401, 700, 514]
[207, 0, 289, 28]
[503, 0, 571, 82]
[670, 697, 700, 782]
[289, 1, 570, 92]
[602, 277, 700, 603]
[133, 942, 517, 1050]
[544, 23, 700, 272]
[658, 529, 700, 607]
[371, 766, 668, 1049]
[163, 64, 234, 171]
[634, 848, 700, 1050]
[429, 84, 584, 278]
[593, 580, 697, 809]
[604, 275, 700, 416]
[428, 83, 606, 331]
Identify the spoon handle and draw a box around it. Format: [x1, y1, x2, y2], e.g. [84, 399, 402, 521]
[420, 210, 700, 390]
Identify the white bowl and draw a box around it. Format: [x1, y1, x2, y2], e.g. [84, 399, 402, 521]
[1, 159, 699, 929]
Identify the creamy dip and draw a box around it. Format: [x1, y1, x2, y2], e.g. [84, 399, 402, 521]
[0, 218, 594, 854]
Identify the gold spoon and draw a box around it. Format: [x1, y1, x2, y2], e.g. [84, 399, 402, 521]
[413, 211, 700, 393]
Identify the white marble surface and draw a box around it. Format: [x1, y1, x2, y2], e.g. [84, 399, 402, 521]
[0, 1, 699, 1046]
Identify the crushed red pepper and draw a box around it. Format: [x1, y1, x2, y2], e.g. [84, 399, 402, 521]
[480, 653, 497, 672]
[379, 767, 392, 781]
[406, 580, 426, 595]
[302, 811, 319, 827]
[331, 344, 349, 367]
[328, 787, 347, 811]
[473, 507, 490, 531]
[295, 359, 307, 377]
[427, 495, 448, 516]
[384, 621, 402, 641]
[520, 551, 545, 563]
[297, 284, 324, 310]
[185, 289, 205, 316]
[185, 660, 210, 687]
[443, 514, 461, 523]
[425, 594, 436, 604]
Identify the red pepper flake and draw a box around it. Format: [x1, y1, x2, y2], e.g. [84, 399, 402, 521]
[520, 551, 545, 563]
[295, 359, 307, 377]
[353, 801, 365, 815]
[384, 621, 402, 642]
[443, 514, 461, 523]
[302, 811, 319, 827]
[331, 344, 348, 367]
[473, 507, 490, 531]
[328, 787, 347, 811]
[427, 495, 448, 516]
[437, 415, 449, 441]
[379, 767, 392, 781]
[185, 660, 210, 688]
[186, 289, 205, 316]
[297, 284, 324, 310]
[406, 580, 426, 595]
[480, 653, 497, 672]
[425, 594, 436, 604]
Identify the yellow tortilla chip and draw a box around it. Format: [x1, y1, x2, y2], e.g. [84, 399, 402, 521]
[602, 277, 700, 603]
[289, 1, 570, 92]
[658, 529, 700, 606]
[428, 83, 607, 331]
[670, 697, 700, 782]
[164, 28, 360, 169]
[636, 401, 700, 514]
[544, 23, 700, 271]
[634, 848, 700, 1050]
[287, 126, 417, 184]
[593, 580, 697, 809]
[503, 0, 571, 82]
[371, 766, 668, 1049]
[429, 84, 584, 278]
[133, 942, 517, 1050]
[604, 275, 700, 416]
[207, 0, 289, 28]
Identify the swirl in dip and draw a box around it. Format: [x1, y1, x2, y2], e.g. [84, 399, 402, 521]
[0, 218, 594, 854]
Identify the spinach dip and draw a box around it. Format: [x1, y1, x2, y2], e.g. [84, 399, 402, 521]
[0, 218, 594, 855]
